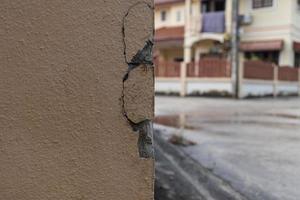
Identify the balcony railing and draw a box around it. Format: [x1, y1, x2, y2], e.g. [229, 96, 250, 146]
[201, 11, 225, 33]
[190, 11, 226, 35]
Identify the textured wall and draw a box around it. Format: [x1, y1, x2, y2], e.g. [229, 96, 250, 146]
[0, 1, 154, 199]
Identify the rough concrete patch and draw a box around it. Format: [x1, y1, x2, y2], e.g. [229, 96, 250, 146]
[124, 65, 154, 124]
[137, 120, 154, 158]
[121, 2, 154, 159]
[124, 3, 154, 63]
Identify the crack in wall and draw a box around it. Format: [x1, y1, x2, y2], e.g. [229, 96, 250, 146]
[122, 2, 154, 64]
[121, 2, 154, 159]
[122, 40, 154, 82]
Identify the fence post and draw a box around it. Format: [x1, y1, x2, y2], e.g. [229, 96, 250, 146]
[180, 62, 187, 97]
[182, 44, 192, 97]
[238, 52, 244, 98]
[298, 68, 300, 96]
[273, 65, 278, 97]
[195, 49, 201, 76]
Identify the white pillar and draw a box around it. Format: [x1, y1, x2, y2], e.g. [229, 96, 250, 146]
[226, 0, 233, 33]
[238, 52, 244, 98]
[279, 39, 295, 66]
[298, 68, 300, 96]
[184, 45, 192, 63]
[185, 0, 192, 38]
[195, 47, 201, 76]
[181, 46, 192, 97]
[181, 0, 192, 97]
[273, 65, 278, 98]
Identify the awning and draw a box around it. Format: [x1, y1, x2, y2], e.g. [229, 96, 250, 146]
[154, 0, 184, 6]
[155, 26, 184, 42]
[294, 42, 300, 52]
[240, 40, 284, 52]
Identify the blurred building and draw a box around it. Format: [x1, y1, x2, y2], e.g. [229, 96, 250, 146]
[154, 0, 300, 97]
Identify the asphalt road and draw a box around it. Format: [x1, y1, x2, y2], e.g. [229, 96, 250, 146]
[154, 129, 247, 200]
[154, 96, 300, 200]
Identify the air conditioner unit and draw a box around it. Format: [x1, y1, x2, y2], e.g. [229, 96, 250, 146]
[240, 14, 253, 25]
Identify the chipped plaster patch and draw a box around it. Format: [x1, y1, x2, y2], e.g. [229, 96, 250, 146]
[121, 2, 154, 158]
[123, 65, 154, 124]
[123, 2, 154, 63]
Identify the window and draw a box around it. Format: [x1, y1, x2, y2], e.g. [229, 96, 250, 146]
[161, 11, 167, 22]
[201, 0, 225, 13]
[174, 57, 183, 62]
[253, 0, 273, 9]
[176, 11, 181, 22]
[215, 1, 226, 11]
[295, 52, 300, 68]
[245, 51, 279, 64]
[201, 1, 209, 13]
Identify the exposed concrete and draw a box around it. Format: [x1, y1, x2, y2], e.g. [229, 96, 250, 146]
[124, 65, 154, 124]
[122, 2, 154, 158]
[0, 1, 154, 199]
[123, 2, 154, 63]
[123, 65, 154, 158]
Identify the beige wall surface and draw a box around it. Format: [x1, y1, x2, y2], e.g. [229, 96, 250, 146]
[0, 1, 154, 199]
[291, 0, 300, 42]
[240, 0, 292, 41]
[155, 3, 185, 29]
[239, 0, 296, 66]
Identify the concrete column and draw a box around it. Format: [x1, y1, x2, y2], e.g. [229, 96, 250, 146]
[194, 0, 202, 33]
[273, 65, 279, 97]
[195, 47, 202, 76]
[0, 1, 154, 199]
[184, 45, 193, 63]
[226, 0, 233, 33]
[231, 0, 240, 99]
[298, 68, 300, 96]
[279, 39, 295, 66]
[180, 62, 188, 97]
[185, 0, 192, 37]
[181, 46, 192, 96]
[238, 52, 244, 98]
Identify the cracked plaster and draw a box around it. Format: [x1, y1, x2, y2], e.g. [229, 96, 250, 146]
[0, 1, 154, 199]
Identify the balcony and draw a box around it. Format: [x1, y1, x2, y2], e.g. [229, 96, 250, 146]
[191, 12, 226, 33]
[201, 11, 225, 33]
[189, 0, 228, 39]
